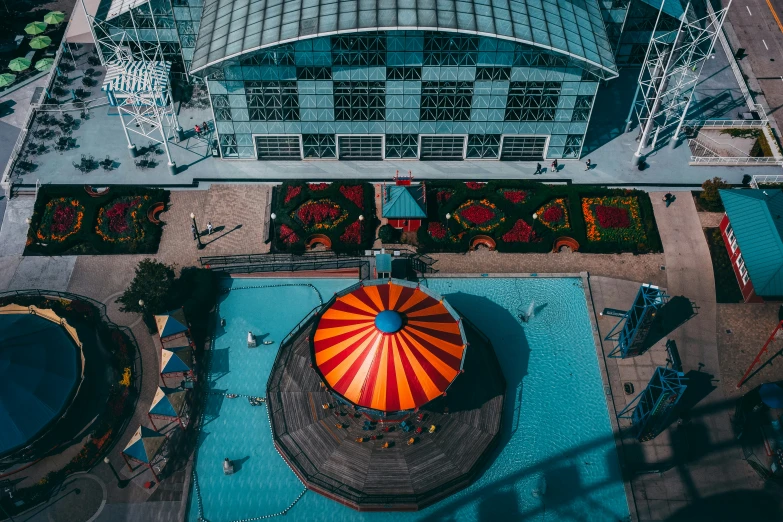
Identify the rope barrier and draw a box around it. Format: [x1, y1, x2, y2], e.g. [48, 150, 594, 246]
[192, 283, 321, 522]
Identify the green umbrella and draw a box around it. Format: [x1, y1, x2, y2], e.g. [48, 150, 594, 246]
[34, 58, 54, 71]
[0, 74, 17, 88]
[24, 22, 47, 35]
[8, 58, 31, 72]
[43, 11, 65, 25]
[29, 36, 52, 49]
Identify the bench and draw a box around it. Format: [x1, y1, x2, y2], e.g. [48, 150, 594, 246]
[147, 202, 165, 224]
[84, 185, 110, 197]
[305, 234, 332, 250]
[470, 235, 496, 251]
[553, 236, 579, 253]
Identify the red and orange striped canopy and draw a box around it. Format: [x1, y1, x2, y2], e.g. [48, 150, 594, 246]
[313, 281, 467, 412]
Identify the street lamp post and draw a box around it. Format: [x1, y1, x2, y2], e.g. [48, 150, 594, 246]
[269, 212, 276, 245]
[104, 457, 129, 488]
[358, 214, 364, 239]
[190, 213, 205, 250]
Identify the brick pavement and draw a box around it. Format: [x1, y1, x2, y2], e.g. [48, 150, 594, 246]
[697, 212, 724, 229]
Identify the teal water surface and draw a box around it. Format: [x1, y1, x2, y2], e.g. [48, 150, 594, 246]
[188, 277, 629, 522]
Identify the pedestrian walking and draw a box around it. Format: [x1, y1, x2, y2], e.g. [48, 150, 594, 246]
[585, 159, 591, 171]
[202, 121, 209, 133]
[194, 124, 201, 137]
[663, 193, 674, 208]
[550, 159, 558, 172]
[534, 163, 542, 175]
[207, 221, 213, 235]
[191, 223, 198, 240]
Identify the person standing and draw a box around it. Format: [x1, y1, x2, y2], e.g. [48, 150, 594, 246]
[534, 163, 542, 175]
[194, 124, 201, 137]
[207, 221, 213, 235]
[551, 158, 558, 172]
[663, 193, 674, 208]
[191, 223, 197, 240]
[202, 121, 209, 134]
[585, 159, 591, 171]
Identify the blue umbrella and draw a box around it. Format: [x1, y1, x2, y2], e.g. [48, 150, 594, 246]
[760, 383, 783, 408]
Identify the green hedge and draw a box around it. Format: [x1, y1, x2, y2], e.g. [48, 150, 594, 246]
[25, 185, 169, 256]
[272, 181, 378, 254]
[416, 181, 662, 254]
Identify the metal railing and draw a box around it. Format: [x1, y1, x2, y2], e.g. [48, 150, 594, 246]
[209, 258, 371, 279]
[750, 175, 783, 187]
[200, 251, 341, 267]
[689, 155, 781, 165]
[684, 118, 767, 129]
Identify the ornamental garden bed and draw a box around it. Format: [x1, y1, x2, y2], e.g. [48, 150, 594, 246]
[272, 181, 378, 253]
[417, 181, 661, 254]
[25, 186, 169, 256]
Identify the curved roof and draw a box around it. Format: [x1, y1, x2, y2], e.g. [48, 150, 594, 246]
[313, 280, 467, 412]
[191, 0, 618, 75]
[0, 314, 81, 457]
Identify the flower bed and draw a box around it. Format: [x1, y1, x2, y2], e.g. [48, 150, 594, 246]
[26, 187, 167, 255]
[454, 199, 505, 231]
[417, 181, 661, 254]
[537, 198, 570, 232]
[95, 195, 150, 243]
[273, 181, 377, 253]
[582, 196, 646, 243]
[36, 197, 85, 243]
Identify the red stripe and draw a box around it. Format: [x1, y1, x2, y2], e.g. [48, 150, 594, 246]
[385, 340, 400, 412]
[358, 336, 385, 408]
[327, 299, 376, 317]
[401, 295, 441, 315]
[351, 287, 381, 313]
[406, 312, 455, 323]
[396, 343, 429, 407]
[331, 334, 379, 394]
[316, 328, 377, 376]
[313, 324, 374, 353]
[405, 324, 465, 345]
[404, 341, 453, 391]
[376, 284, 390, 310]
[393, 287, 417, 312]
[404, 329, 464, 369]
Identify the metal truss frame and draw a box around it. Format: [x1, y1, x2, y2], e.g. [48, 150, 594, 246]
[606, 283, 668, 358]
[81, 0, 182, 172]
[618, 366, 688, 441]
[630, 0, 731, 163]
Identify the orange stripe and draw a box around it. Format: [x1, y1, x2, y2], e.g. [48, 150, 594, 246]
[401, 328, 465, 359]
[321, 309, 377, 321]
[766, 0, 783, 35]
[314, 325, 376, 365]
[392, 337, 416, 410]
[407, 320, 462, 334]
[396, 289, 429, 313]
[398, 339, 441, 400]
[314, 322, 373, 341]
[388, 282, 403, 310]
[399, 330, 460, 383]
[335, 293, 379, 315]
[363, 285, 385, 311]
[323, 332, 376, 386]
[342, 333, 382, 402]
[370, 336, 390, 410]
[405, 302, 450, 318]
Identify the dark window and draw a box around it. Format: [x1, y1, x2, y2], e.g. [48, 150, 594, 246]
[385, 134, 419, 159]
[334, 81, 386, 121]
[338, 136, 383, 160]
[563, 135, 583, 158]
[302, 134, 336, 159]
[255, 136, 301, 160]
[421, 82, 473, 121]
[513, 49, 568, 68]
[220, 134, 238, 157]
[475, 67, 511, 81]
[466, 135, 501, 159]
[420, 136, 465, 160]
[423, 33, 478, 66]
[572, 95, 593, 121]
[386, 67, 422, 81]
[500, 136, 548, 161]
[245, 81, 299, 121]
[505, 82, 561, 122]
[331, 34, 386, 66]
[240, 46, 295, 66]
[212, 94, 231, 121]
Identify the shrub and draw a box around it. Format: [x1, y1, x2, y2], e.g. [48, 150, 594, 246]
[116, 259, 175, 315]
[379, 224, 401, 244]
[701, 177, 729, 204]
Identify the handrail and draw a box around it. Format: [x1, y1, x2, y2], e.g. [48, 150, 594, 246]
[683, 119, 767, 129]
[208, 258, 370, 277]
[750, 175, 783, 187]
[200, 249, 436, 268]
[689, 155, 781, 165]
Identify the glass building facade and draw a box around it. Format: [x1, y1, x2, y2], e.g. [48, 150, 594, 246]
[199, 32, 607, 160]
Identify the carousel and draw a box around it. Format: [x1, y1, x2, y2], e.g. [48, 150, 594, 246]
[267, 279, 505, 511]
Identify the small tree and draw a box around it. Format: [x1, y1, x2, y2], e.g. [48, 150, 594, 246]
[701, 177, 729, 205]
[116, 259, 175, 315]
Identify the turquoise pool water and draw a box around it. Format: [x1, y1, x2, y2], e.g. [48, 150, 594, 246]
[188, 277, 630, 522]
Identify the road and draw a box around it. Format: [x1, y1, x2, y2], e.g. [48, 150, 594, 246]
[728, 0, 783, 121]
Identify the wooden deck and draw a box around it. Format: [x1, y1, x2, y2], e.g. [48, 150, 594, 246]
[267, 317, 505, 511]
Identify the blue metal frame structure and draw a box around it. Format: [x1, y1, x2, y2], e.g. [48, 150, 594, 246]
[618, 366, 687, 442]
[606, 283, 668, 358]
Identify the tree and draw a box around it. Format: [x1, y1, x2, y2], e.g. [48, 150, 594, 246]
[701, 177, 729, 204]
[116, 259, 175, 315]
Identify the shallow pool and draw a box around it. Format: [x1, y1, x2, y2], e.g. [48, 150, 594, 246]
[188, 277, 629, 522]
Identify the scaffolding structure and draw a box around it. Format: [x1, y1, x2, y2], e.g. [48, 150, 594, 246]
[619, 366, 688, 441]
[82, 0, 182, 174]
[606, 283, 668, 358]
[629, 0, 731, 164]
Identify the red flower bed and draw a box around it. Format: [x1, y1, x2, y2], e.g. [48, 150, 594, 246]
[105, 198, 140, 234]
[460, 205, 495, 225]
[542, 206, 563, 223]
[428, 222, 448, 240]
[295, 200, 342, 227]
[308, 183, 329, 191]
[340, 221, 362, 244]
[280, 224, 299, 245]
[502, 220, 534, 243]
[436, 190, 453, 202]
[595, 205, 631, 228]
[465, 182, 485, 190]
[502, 190, 527, 204]
[51, 205, 76, 234]
[284, 185, 302, 204]
[339, 185, 364, 209]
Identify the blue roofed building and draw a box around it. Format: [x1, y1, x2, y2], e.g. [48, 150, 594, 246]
[382, 182, 427, 232]
[719, 189, 783, 302]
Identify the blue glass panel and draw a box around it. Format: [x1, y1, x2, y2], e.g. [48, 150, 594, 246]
[301, 108, 318, 121]
[250, 122, 268, 133]
[217, 121, 235, 133]
[236, 133, 253, 146]
[555, 108, 573, 121]
[285, 122, 302, 133]
[549, 134, 567, 146]
[232, 108, 250, 121]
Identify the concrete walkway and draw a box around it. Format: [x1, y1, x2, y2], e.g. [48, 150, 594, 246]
[624, 192, 763, 520]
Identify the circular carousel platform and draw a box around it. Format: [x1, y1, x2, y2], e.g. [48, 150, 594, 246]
[267, 280, 505, 511]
